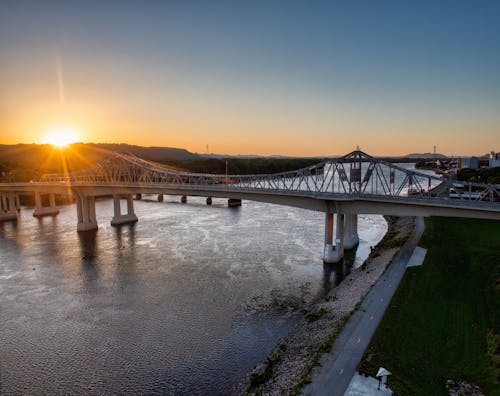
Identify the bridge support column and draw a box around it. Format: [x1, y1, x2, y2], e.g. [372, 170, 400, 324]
[76, 196, 97, 232]
[76, 195, 98, 232]
[33, 192, 60, 217]
[111, 195, 138, 226]
[1, 195, 8, 211]
[181, 195, 187, 203]
[14, 194, 21, 211]
[344, 213, 359, 250]
[0, 193, 18, 221]
[158, 194, 164, 202]
[206, 197, 212, 205]
[323, 213, 344, 263]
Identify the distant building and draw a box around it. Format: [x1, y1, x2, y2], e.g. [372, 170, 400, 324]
[489, 151, 500, 168]
[460, 157, 479, 169]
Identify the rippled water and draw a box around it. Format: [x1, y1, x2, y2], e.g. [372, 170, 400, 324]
[1, 194, 387, 394]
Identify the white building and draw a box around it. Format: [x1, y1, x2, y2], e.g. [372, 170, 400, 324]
[489, 151, 500, 168]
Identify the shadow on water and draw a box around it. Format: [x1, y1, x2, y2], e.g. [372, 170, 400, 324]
[0, 218, 19, 233]
[78, 230, 98, 267]
[112, 223, 139, 295]
[77, 230, 100, 290]
[321, 244, 358, 296]
[0, 220, 22, 253]
[113, 223, 137, 252]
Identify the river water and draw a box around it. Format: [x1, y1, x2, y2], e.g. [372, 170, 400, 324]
[0, 194, 388, 394]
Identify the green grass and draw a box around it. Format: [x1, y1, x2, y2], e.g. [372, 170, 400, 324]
[359, 217, 500, 395]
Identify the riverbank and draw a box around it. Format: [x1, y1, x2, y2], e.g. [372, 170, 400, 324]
[358, 217, 500, 395]
[235, 216, 415, 395]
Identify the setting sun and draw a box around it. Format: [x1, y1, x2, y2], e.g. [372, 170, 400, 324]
[41, 128, 82, 148]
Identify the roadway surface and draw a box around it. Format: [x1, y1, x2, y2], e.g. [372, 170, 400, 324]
[303, 216, 425, 396]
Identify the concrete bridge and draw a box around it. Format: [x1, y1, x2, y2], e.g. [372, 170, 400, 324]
[1, 150, 499, 263]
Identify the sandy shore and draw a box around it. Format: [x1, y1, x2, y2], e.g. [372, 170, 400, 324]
[234, 216, 415, 395]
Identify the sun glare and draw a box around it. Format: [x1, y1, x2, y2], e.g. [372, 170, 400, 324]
[41, 128, 82, 148]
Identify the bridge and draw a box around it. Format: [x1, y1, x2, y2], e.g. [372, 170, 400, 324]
[0, 150, 499, 263]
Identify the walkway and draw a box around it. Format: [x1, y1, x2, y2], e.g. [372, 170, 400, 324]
[302, 216, 425, 396]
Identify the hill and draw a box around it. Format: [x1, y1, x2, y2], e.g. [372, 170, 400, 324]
[0, 143, 198, 181]
[92, 143, 198, 161]
[403, 152, 448, 159]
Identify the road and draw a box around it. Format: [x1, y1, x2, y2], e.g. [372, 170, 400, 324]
[303, 216, 425, 396]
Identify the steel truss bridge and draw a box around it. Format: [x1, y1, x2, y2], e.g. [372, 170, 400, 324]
[1, 150, 499, 262]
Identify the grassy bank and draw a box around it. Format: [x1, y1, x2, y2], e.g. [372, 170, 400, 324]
[359, 217, 500, 395]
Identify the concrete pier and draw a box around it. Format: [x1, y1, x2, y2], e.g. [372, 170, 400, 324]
[33, 192, 60, 217]
[323, 212, 344, 263]
[14, 194, 21, 211]
[344, 213, 359, 250]
[111, 195, 138, 226]
[76, 195, 98, 232]
[0, 193, 18, 221]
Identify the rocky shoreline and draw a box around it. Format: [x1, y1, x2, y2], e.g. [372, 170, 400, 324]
[234, 216, 415, 395]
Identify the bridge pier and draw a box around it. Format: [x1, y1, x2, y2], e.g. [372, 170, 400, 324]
[323, 213, 344, 263]
[0, 193, 19, 221]
[343, 213, 359, 250]
[111, 195, 138, 226]
[33, 192, 60, 217]
[76, 195, 98, 232]
[181, 195, 187, 203]
[158, 194, 164, 202]
[206, 197, 212, 205]
[14, 194, 21, 211]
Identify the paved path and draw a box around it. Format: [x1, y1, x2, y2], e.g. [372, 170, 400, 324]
[303, 216, 425, 396]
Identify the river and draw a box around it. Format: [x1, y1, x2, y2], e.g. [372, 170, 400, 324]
[0, 161, 443, 394]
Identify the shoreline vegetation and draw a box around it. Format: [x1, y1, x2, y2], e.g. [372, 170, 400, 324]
[235, 216, 416, 395]
[358, 217, 500, 396]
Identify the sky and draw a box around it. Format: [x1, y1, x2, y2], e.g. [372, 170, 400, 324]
[1, 0, 499, 156]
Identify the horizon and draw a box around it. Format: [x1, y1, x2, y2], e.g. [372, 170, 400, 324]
[1, 1, 499, 155]
[0, 141, 494, 158]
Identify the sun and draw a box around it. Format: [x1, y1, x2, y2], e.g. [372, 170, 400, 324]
[41, 127, 82, 148]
